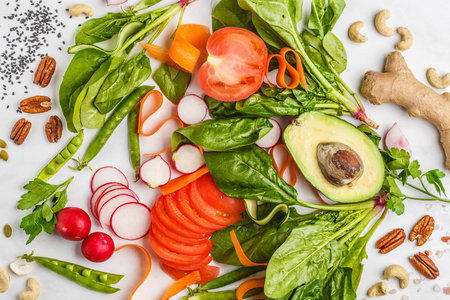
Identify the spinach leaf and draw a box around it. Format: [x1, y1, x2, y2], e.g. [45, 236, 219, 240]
[203, 145, 298, 205]
[205, 96, 247, 119]
[212, 0, 255, 32]
[322, 31, 347, 74]
[308, 0, 345, 37]
[59, 48, 109, 133]
[75, 13, 136, 45]
[153, 64, 191, 104]
[133, 0, 163, 12]
[95, 51, 152, 114]
[172, 118, 272, 151]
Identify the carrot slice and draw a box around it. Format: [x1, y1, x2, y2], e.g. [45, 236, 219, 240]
[269, 144, 297, 186]
[160, 166, 209, 195]
[236, 277, 266, 300]
[169, 33, 201, 73]
[114, 244, 152, 300]
[230, 230, 268, 267]
[139, 43, 181, 70]
[175, 24, 211, 50]
[280, 47, 308, 92]
[161, 270, 201, 300]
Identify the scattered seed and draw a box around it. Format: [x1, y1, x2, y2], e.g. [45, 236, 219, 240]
[444, 287, 450, 295]
[414, 279, 422, 284]
[0, 150, 8, 162]
[442, 236, 450, 243]
[425, 250, 433, 256]
[434, 284, 442, 292]
[3, 224, 12, 238]
[401, 295, 410, 300]
[0, 139, 6, 148]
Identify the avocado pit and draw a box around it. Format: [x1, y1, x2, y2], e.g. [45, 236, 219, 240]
[316, 142, 364, 186]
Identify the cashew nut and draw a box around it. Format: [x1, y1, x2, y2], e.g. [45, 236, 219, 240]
[375, 10, 394, 37]
[10, 260, 33, 276]
[0, 267, 10, 293]
[20, 278, 40, 300]
[367, 281, 389, 297]
[69, 4, 94, 18]
[348, 21, 368, 43]
[427, 68, 450, 89]
[384, 264, 409, 289]
[395, 27, 413, 51]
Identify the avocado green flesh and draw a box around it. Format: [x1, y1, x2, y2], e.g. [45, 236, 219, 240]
[284, 112, 384, 203]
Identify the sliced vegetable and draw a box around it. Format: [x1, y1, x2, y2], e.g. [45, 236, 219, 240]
[110, 202, 151, 240]
[236, 277, 265, 300]
[160, 166, 209, 195]
[230, 230, 268, 267]
[177, 94, 208, 125]
[266, 47, 308, 91]
[254, 118, 281, 149]
[198, 265, 220, 284]
[95, 187, 139, 220]
[91, 166, 129, 193]
[98, 194, 139, 227]
[159, 255, 213, 271]
[151, 225, 213, 255]
[198, 27, 268, 102]
[385, 123, 412, 155]
[107, 0, 129, 6]
[172, 144, 206, 174]
[140, 44, 181, 70]
[161, 271, 201, 300]
[139, 155, 171, 188]
[90, 182, 125, 219]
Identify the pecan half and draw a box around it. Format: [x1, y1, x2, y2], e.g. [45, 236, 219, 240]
[34, 56, 56, 88]
[410, 215, 434, 246]
[20, 96, 52, 114]
[409, 252, 439, 279]
[375, 228, 406, 254]
[10, 118, 32, 145]
[45, 115, 63, 143]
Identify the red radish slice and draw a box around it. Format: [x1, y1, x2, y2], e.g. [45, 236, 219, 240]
[107, 0, 128, 5]
[91, 166, 129, 193]
[110, 203, 151, 240]
[140, 156, 171, 188]
[385, 123, 412, 155]
[90, 182, 126, 219]
[95, 187, 139, 220]
[177, 94, 208, 125]
[255, 118, 281, 149]
[172, 144, 205, 174]
[98, 194, 138, 227]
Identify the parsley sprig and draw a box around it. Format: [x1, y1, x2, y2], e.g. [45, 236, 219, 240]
[18, 177, 73, 244]
[380, 148, 448, 215]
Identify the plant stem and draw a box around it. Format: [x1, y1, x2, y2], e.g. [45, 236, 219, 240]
[296, 198, 375, 211]
[329, 65, 364, 111]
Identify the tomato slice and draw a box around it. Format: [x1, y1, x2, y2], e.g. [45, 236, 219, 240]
[198, 265, 220, 284]
[189, 181, 242, 226]
[161, 263, 191, 280]
[159, 255, 213, 271]
[151, 213, 209, 245]
[164, 193, 215, 235]
[151, 225, 213, 256]
[196, 173, 246, 215]
[176, 186, 226, 231]
[151, 195, 208, 239]
[149, 230, 208, 264]
[198, 27, 268, 102]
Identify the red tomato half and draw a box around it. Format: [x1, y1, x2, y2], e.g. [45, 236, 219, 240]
[189, 181, 242, 226]
[196, 173, 246, 215]
[198, 27, 268, 102]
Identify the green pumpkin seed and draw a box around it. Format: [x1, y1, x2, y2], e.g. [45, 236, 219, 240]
[0, 150, 8, 162]
[3, 224, 12, 238]
[0, 139, 6, 148]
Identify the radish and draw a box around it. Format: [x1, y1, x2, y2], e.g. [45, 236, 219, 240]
[110, 203, 151, 240]
[255, 118, 281, 149]
[91, 166, 129, 193]
[98, 194, 139, 227]
[81, 232, 115, 262]
[172, 144, 205, 174]
[106, 0, 128, 5]
[56, 207, 91, 241]
[139, 156, 171, 188]
[385, 123, 412, 155]
[90, 182, 127, 219]
[177, 94, 208, 125]
[95, 187, 139, 220]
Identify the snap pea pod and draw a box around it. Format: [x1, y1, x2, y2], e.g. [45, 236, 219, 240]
[197, 266, 266, 292]
[20, 252, 123, 293]
[37, 130, 84, 181]
[76, 85, 153, 170]
[128, 102, 141, 182]
[184, 288, 264, 300]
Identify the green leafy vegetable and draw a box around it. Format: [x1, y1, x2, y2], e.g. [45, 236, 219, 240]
[18, 177, 73, 244]
[153, 63, 191, 104]
[212, 0, 255, 32]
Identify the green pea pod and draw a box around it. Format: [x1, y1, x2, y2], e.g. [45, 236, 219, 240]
[185, 288, 264, 300]
[128, 102, 141, 182]
[76, 85, 153, 170]
[37, 130, 84, 181]
[20, 253, 123, 294]
[197, 266, 266, 292]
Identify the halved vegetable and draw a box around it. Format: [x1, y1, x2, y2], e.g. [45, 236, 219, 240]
[98, 194, 138, 227]
[255, 118, 281, 149]
[91, 166, 129, 193]
[177, 94, 208, 125]
[172, 144, 205, 174]
[385, 122, 412, 155]
[139, 156, 171, 188]
[110, 203, 151, 240]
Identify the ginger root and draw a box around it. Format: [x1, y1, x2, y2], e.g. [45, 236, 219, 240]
[361, 51, 450, 170]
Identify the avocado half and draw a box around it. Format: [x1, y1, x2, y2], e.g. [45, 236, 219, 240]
[284, 112, 384, 203]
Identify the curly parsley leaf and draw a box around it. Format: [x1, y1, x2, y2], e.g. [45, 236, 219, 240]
[424, 169, 446, 196]
[386, 195, 405, 216]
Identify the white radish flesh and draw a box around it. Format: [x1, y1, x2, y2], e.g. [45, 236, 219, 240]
[139, 156, 171, 188]
[106, 0, 128, 5]
[110, 203, 151, 240]
[98, 194, 138, 227]
[177, 94, 208, 125]
[172, 144, 205, 174]
[385, 123, 412, 155]
[91, 166, 129, 193]
[90, 182, 126, 219]
[255, 118, 282, 149]
[95, 187, 139, 220]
